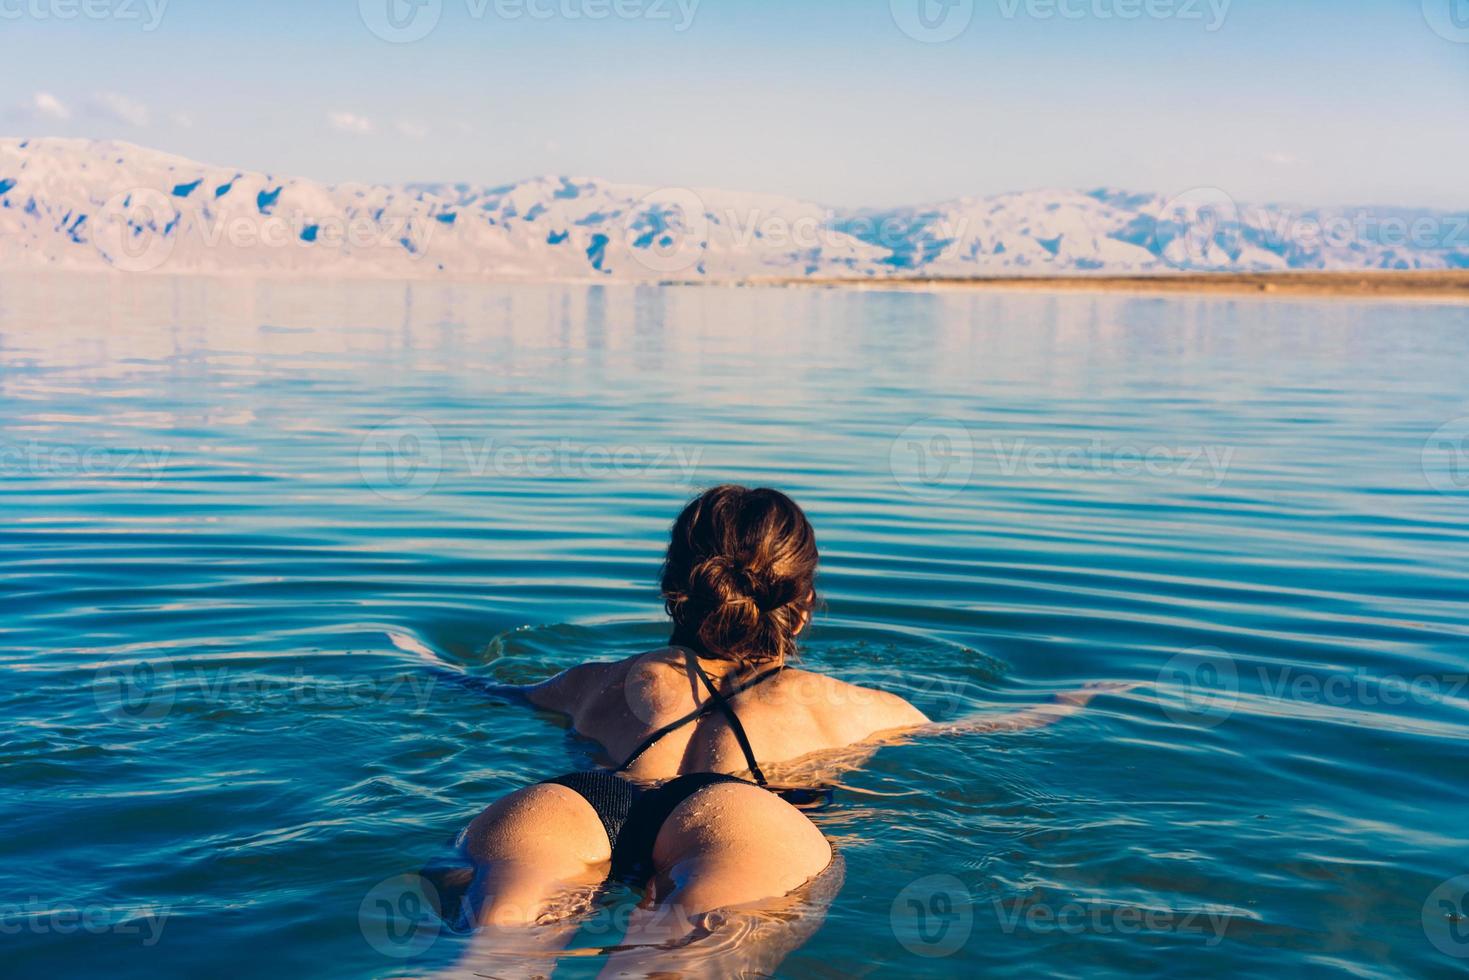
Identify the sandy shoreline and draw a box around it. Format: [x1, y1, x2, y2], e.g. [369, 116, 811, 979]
[755, 271, 1469, 303]
[6, 268, 1468, 302]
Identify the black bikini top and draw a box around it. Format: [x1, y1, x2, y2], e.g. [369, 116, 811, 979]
[615, 649, 784, 786]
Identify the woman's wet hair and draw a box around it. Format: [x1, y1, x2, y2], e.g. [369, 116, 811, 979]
[660, 485, 818, 664]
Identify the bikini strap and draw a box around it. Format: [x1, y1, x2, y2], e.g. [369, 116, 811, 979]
[615, 650, 784, 779]
[689, 655, 783, 787]
[616, 700, 714, 773]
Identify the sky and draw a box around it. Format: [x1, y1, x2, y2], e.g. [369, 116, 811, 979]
[3, 0, 1468, 208]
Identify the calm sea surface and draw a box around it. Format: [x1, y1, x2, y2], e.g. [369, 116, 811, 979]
[2, 276, 1468, 978]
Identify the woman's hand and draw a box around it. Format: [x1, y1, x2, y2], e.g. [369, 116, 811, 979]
[1054, 679, 1144, 707]
[923, 679, 1144, 735]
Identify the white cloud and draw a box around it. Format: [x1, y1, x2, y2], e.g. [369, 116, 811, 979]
[88, 91, 150, 126]
[1263, 152, 1300, 167]
[328, 111, 374, 136]
[34, 92, 71, 120]
[14, 91, 72, 121]
[171, 111, 194, 129]
[394, 119, 430, 140]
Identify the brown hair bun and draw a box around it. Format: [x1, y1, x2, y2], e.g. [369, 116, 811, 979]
[660, 485, 818, 663]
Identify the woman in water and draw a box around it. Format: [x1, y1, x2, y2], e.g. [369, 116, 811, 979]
[439, 485, 1127, 971]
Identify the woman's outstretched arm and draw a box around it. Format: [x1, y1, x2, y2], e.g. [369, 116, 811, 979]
[406, 623, 609, 715]
[423, 659, 614, 716]
[425, 667, 537, 706]
[914, 681, 1140, 736]
[424, 663, 604, 712]
[762, 681, 1139, 787]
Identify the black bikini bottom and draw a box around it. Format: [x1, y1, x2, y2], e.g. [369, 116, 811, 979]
[541, 771, 753, 881]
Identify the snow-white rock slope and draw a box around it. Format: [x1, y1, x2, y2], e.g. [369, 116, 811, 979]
[1, 138, 1464, 280]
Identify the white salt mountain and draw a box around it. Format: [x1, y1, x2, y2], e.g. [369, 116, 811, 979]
[2, 138, 1465, 280]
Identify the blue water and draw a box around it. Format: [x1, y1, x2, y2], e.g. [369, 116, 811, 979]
[3, 276, 1468, 978]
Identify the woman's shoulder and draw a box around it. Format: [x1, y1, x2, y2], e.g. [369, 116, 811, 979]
[763, 667, 930, 742]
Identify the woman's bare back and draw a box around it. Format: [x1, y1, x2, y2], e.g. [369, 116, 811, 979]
[526, 647, 930, 782]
